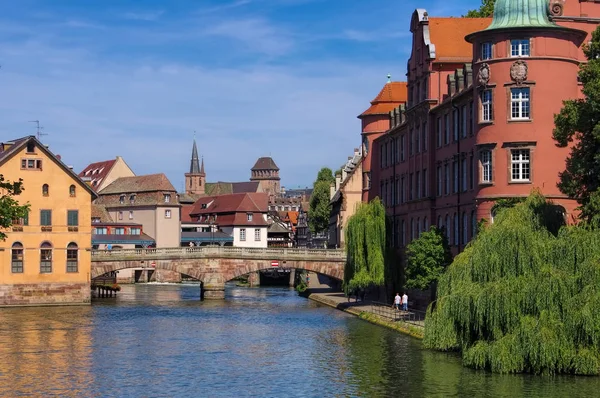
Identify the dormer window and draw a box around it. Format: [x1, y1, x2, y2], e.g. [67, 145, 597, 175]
[26, 141, 35, 153]
[201, 203, 207, 209]
[481, 42, 492, 60]
[129, 194, 135, 204]
[119, 195, 125, 204]
[510, 39, 530, 57]
[164, 194, 171, 203]
[247, 213, 253, 221]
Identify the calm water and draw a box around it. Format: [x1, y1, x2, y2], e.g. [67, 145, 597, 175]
[0, 284, 599, 397]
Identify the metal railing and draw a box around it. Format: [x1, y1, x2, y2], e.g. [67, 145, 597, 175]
[91, 246, 347, 262]
[370, 301, 426, 326]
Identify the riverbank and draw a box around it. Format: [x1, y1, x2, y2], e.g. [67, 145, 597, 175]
[306, 289, 424, 339]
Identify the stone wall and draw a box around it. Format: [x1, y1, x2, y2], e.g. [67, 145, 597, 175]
[0, 283, 90, 307]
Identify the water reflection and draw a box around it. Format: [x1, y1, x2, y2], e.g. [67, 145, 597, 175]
[0, 284, 600, 397]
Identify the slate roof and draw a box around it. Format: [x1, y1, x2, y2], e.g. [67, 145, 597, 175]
[251, 157, 279, 171]
[79, 159, 116, 191]
[99, 173, 176, 194]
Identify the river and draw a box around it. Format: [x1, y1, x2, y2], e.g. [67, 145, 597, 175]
[0, 284, 599, 397]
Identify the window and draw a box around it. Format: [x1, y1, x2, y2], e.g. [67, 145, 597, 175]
[240, 228, 246, 241]
[416, 171, 420, 199]
[129, 211, 134, 220]
[472, 211, 477, 238]
[469, 101, 474, 135]
[67, 243, 78, 273]
[424, 217, 429, 232]
[511, 87, 530, 120]
[42, 184, 49, 197]
[40, 242, 52, 273]
[444, 114, 450, 145]
[119, 195, 125, 204]
[511, 149, 531, 182]
[437, 166, 442, 196]
[129, 195, 135, 204]
[469, 155, 475, 190]
[400, 135, 406, 161]
[21, 158, 42, 170]
[452, 161, 459, 193]
[118, 211, 123, 220]
[69, 185, 76, 197]
[401, 176, 406, 203]
[462, 213, 468, 245]
[164, 194, 171, 203]
[511, 39, 530, 57]
[453, 109, 459, 141]
[423, 169, 428, 198]
[401, 220, 406, 246]
[409, 173, 414, 200]
[67, 210, 79, 231]
[94, 227, 107, 235]
[422, 121, 428, 152]
[131, 227, 141, 235]
[112, 228, 125, 235]
[436, 117, 442, 148]
[454, 213, 459, 246]
[461, 158, 467, 192]
[437, 216, 442, 229]
[165, 209, 172, 219]
[26, 141, 35, 153]
[409, 129, 414, 155]
[445, 215, 451, 240]
[40, 210, 52, 228]
[481, 90, 492, 122]
[417, 218, 421, 236]
[444, 164, 450, 195]
[254, 228, 261, 241]
[411, 218, 415, 240]
[11, 242, 23, 273]
[415, 125, 420, 153]
[461, 105, 467, 138]
[481, 150, 492, 183]
[481, 42, 492, 60]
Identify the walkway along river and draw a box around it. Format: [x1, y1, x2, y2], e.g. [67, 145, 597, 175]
[0, 284, 599, 397]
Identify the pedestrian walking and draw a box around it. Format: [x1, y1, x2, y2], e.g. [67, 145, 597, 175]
[393, 293, 401, 311]
[402, 292, 408, 311]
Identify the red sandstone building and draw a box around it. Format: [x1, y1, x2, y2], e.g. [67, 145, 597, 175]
[365, 0, 600, 253]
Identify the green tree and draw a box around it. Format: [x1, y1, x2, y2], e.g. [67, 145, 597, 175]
[423, 192, 600, 375]
[344, 198, 386, 292]
[0, 176, 29, 240]
[464, 0, 495, 17]
[553, 27, 600, 222]
[308, 167, 335, 234]
[315, 167, 335, 185]
[405, 226, 452, 292]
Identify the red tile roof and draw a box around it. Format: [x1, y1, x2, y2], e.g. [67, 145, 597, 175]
[181, 204, 195, 223]
[428, 17, 492, 62]
[79, 159, 116, 191]
[287, 211, 298, 225]
[359, 81, 408, 117]
[189, 192, 269, 227]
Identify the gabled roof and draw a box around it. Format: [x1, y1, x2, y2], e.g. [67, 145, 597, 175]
[190, 192, 269, 215]
[79, 159, 116, 190]
[92, 204, 113, 222]
[428, 17, 491, 61]
[359, 81, 408, 117]
[205, 181, 260, 196]
[287, 211, 299, 225]
[251, 157, 279, 171]
[99, 173, 176, 195]
[0, 135, 97, 199]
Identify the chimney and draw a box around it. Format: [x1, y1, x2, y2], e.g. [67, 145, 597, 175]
[335, 172, 342, 191]
[330, 182, 335, 200]
[68, 165, 73, 170]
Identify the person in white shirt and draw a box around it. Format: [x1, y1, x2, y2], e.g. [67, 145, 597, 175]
[402, 293, 408, 311]
[393, 293, 401, 311]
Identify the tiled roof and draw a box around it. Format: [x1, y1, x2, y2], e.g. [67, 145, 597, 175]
[179, 192, 203, 204]
[91, 204, 113, 222]
[251, 157, 279, 171]
[99, 173, 176, 194]
[0, 136, 29, 163]
[428, 17, 492, 61]
[205, 181, 260, 196]
[79, 159, 116, 191]
[190, 192, 269, 215]
[268, 222, 290, 234]
[181, 204, 195, 223]
[287, 211, 299, 225]
[359, 82, 408, 117]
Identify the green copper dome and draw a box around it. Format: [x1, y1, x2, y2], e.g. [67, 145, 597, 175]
[485, 0, 557, 31]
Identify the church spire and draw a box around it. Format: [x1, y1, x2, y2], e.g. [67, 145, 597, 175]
[190, 139, 200, 174]
[200, 156, 205, 175]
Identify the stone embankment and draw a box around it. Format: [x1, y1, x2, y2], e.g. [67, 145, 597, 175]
[306, 289, 424, 339]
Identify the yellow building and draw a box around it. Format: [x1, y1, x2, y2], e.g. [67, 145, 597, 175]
[0, 136, 96, 306]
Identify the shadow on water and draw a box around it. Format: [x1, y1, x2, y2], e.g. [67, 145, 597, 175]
[0, 284, 599, 397]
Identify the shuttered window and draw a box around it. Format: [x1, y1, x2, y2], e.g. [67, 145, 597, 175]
[67, 210, 79, 226]
[40, 210, 52, 226]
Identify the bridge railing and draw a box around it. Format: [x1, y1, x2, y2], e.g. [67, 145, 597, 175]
[91, 246, 347, 261]
[370, 301, 426, 326]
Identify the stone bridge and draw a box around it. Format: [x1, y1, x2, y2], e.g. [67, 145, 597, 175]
[91, 246, 347, 298]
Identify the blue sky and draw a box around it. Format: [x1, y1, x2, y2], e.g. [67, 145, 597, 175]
[0, 0, 481, 191]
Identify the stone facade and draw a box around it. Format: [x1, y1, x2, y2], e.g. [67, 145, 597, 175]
[0, 283, 90, 307]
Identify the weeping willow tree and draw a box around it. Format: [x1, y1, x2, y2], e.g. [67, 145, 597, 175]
[424, 191, 600, 375]
[344, 198, 386, 293]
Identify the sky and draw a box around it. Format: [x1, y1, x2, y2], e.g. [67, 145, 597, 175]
[0, 0, 482, 192]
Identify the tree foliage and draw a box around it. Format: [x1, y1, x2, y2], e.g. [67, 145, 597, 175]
[344, 198, 386, 292]
[405, 226, 453, 291]
[0, 176, 29, 240]
[424, 191, 600, 375]
[464, 0, 495, 17]
[308, 167, 335, 234]
[553, 26, 600, 222]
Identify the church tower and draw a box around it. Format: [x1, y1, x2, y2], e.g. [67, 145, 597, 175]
[185, 139, 206, 196]
[250, 157, 281, 197]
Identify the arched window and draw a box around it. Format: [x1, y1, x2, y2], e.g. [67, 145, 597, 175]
[42, 184, 49, 197]
[454, 213, 459, 246]
[40, 242, 53, 273]
[437, 215, 442, 229]
[411, 218, 415, 240]
[462, 212, 468, 244]
[69, 184, 76, 197]
[417, 217, 421, 237]
[66, 242, 78, 273]
[424, 217, 429, 232]
[445, 215, 451, 240]
[11, 242, 24, 273]
[471, 210, 477, 238]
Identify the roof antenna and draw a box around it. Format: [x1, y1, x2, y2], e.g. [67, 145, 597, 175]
[28, 120, 47, 141]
